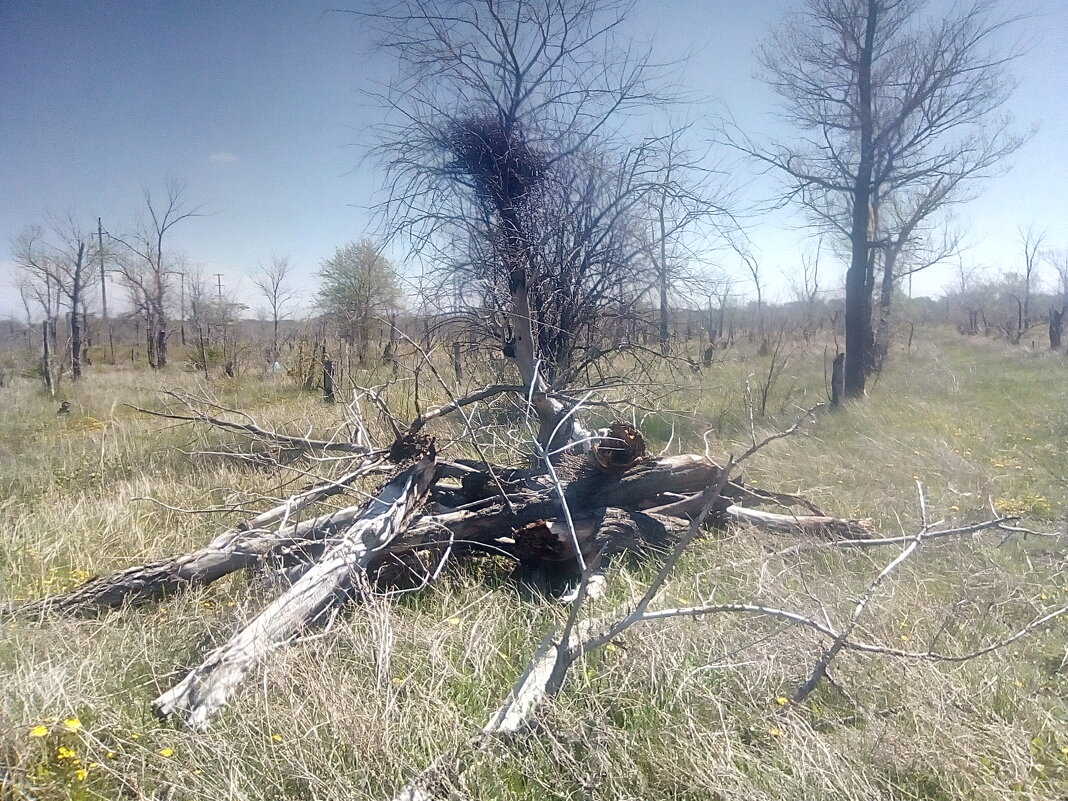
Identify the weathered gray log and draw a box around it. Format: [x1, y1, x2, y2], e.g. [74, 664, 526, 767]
[15, 462, 386, 615]
[647, 493, 872, 539]
[21, 449, 866, 620]
[723, 505, 874, 539]
[14, 461, 386, 615]
[152, 452, 438, 729]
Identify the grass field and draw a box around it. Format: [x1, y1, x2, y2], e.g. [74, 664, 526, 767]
[1, 327, 1066, 801]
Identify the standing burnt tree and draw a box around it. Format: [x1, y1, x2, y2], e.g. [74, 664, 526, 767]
[1048, 249, 1068, 351]
[252, 255, 299, 370]
[12, 216, 99, 382]
[112, 181, 204, 369]
[743, 0, 1024, 397]
[366, 0, 719, 449]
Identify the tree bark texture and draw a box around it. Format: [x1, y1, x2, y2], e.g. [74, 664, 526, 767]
[844, 0, 878, 398]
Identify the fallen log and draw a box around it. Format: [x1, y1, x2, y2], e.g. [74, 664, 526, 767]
[14, 459, 387, 615]
[152, 450, 438, 729]
[722, 504, 874, 539]
[18, 443, 870, 618]
[16, 418, 878, 731]
[646, 493, 874, 540]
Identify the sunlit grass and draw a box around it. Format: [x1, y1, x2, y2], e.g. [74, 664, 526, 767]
[1, 328, 1066, 800]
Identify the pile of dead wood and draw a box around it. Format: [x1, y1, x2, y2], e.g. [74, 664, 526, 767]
[12, 393, 873, 731]
[12, 388, 1064, 801]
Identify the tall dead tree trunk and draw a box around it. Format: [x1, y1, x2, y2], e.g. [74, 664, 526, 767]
[831, 352, 845, 407]
[69, 243, 85, 380]
[41, 319, 53, 396]
[323, 354, 336, 404]
[657, 206, 670, 357]
[844, 0, 878, 397]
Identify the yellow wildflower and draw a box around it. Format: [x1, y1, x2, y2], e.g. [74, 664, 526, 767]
[271, 733, 283, 743]
[605, 643, 618, 653]
[158, 748, 174, 758]
[61, 717, 82, 732]
[74, 767, 89, 781]
[446, 617, 461, 626]
[775, 696, 789, 707]
[56, 746, 77, 761]
[29, 725, 49, 738]
[769, 727, 783, 737]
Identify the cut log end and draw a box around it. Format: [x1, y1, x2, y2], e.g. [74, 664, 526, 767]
[591, 422, 646, 473]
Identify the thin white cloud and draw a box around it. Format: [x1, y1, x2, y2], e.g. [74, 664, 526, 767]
[210, 151, 239, 164]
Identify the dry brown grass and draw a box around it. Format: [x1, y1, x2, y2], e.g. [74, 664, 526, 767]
[1, 329, 1066, 800]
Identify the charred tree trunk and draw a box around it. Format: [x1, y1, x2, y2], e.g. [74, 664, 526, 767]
[831, 352, 845, 407]
[844, 0, 878, 398]
[323, 355, 335, 403]
[69, 243, 85, 380]
[41, 319, 53, 396]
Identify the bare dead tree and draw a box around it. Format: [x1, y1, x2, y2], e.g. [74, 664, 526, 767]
[15, 275, 58, 394]
[736, 0, 1026, 397]
[184, 267, 212, 373]
[361, 0, 721, 450]
[785, 236, 824, 337]
[872, 214, 963, 366]
[1045, 248, 1067, 350]
[111, 180, 205, 369]
[12, 216, 99, 381]
[790, 237, 823, 308]
[1019, 224, 1046, 333]
[729, 237, 767, 352]
[639, 127, 737, 357]
[252, 255, 299, 368]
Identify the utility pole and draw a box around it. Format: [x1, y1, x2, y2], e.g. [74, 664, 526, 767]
[214, 273, 229, 373]
[98, 217, 115, 363]
[179, 272, 187, 346]
[97, 218, 107, 322]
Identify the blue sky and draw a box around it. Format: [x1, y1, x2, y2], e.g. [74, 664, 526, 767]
[1, 0, 1065, 318]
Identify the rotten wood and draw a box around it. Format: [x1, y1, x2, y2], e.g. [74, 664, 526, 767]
[20, 446, 868, 618]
